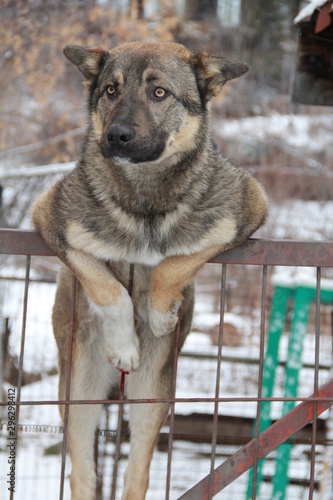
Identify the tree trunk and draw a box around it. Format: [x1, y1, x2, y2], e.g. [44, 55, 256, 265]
[184, 0, 217, 21]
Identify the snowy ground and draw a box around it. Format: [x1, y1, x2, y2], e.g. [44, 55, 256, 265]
[260, 200, 333, 242]
[213, 113, 333, 156]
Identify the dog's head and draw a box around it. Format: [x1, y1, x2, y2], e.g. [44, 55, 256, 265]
[64, 42, 248, 165]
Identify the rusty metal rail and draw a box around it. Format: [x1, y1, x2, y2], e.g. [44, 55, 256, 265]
[1, 228, 333, 499]
[1, 229, 333, 266]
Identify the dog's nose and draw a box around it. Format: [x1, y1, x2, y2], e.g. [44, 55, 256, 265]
[107, 125, 136, 147]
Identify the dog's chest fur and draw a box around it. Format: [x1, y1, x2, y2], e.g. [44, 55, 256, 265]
[66, 192, 237, 267]
[67, 211, 202, 266]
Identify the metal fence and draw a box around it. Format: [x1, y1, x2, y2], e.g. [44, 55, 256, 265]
[0, 229, 333, 499]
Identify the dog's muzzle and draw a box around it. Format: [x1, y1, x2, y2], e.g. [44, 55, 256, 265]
[101, 123, 165, 164]
[101, 123, 138, 162]
[107, 124, 136, 149]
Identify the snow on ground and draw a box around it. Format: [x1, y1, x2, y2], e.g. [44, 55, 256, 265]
[259, 200, 333, 241]
[1, 277, 58, 374]
[213, 113, 333, 155]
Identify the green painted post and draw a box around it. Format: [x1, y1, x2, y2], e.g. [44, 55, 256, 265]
[246, 286, 293, 499]
[272, 286, 311, 499]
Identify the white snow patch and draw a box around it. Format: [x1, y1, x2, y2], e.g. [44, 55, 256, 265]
[213, 113, 333, 154]
[272, 266, 333, 290]
[294, 0, 332, 24]
[259, 200, 333, 241]
[2, 278, 58, 374]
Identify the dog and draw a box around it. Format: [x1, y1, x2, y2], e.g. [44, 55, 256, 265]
[31, 41, 268, 500]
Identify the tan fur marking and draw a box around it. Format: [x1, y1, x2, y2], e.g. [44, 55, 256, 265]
[150, 218, 238, 314]
[92, 111, 103, 139]
[66, 249, 122, 307]
[244, 176, 269, 231]
[67, 221, 111, 257]
[161, 111, 201, 160]
[141, 68, 167, 83]
[200, 217, 237, 248]
[150, 244, 221, 314]
[113, 70, 124, 85]
[173, 112, 201, 151]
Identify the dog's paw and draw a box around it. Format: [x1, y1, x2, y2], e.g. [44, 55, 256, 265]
[105, 334, 140, 372]
[88, 289, 140, 372]
[149, 305, 179, 337]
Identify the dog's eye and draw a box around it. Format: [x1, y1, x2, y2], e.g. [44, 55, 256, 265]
[154, 88, 166, 99]
[107, 85, 116, 97]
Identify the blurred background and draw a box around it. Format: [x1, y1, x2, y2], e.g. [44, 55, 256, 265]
[1, 0, 333, 237]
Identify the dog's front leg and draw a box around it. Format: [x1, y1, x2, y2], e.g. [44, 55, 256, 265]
[66, 249, 140, 372]
[149, 246, 221, 337]
[32, 187, 140, 372]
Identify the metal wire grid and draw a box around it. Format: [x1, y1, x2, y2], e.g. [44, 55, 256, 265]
[0, 229, 333, 500]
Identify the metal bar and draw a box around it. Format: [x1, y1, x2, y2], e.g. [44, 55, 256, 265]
[15, 256, 31, 398]
[1, 394, 333, 408]
[208, 264, 227, 499]
[251, 266, 267, 499]
[309, 268, 322, 499]
[59, 276, 76, 500]
[209, 239, 333, 268]
[96, 425, 104, 499]
[0, 229, 54, 256]
[165, 309, 181, 500]
[0, 275, 56, 283]
[10, 255, 30, 500]
[2, 230, 333, 267]
[177, 378, 333, 500]
[111, 374, 125, 500]
[178, 352, 331, 370]
[111, 264, 134, 499]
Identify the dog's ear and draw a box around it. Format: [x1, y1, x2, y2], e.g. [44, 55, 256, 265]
[193, 53, 249, 101]
[63, 45, 108, 86]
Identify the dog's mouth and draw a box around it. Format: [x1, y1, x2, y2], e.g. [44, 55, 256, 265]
[100, 137, 166, 165]
[101, 148, 165, 164]
[110, 155, 134, 165]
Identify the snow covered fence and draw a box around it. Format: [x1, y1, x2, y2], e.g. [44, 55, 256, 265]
[0, 162, 75, 180]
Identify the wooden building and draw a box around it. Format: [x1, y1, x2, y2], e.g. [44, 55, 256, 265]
[293, 0, 333, 105]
